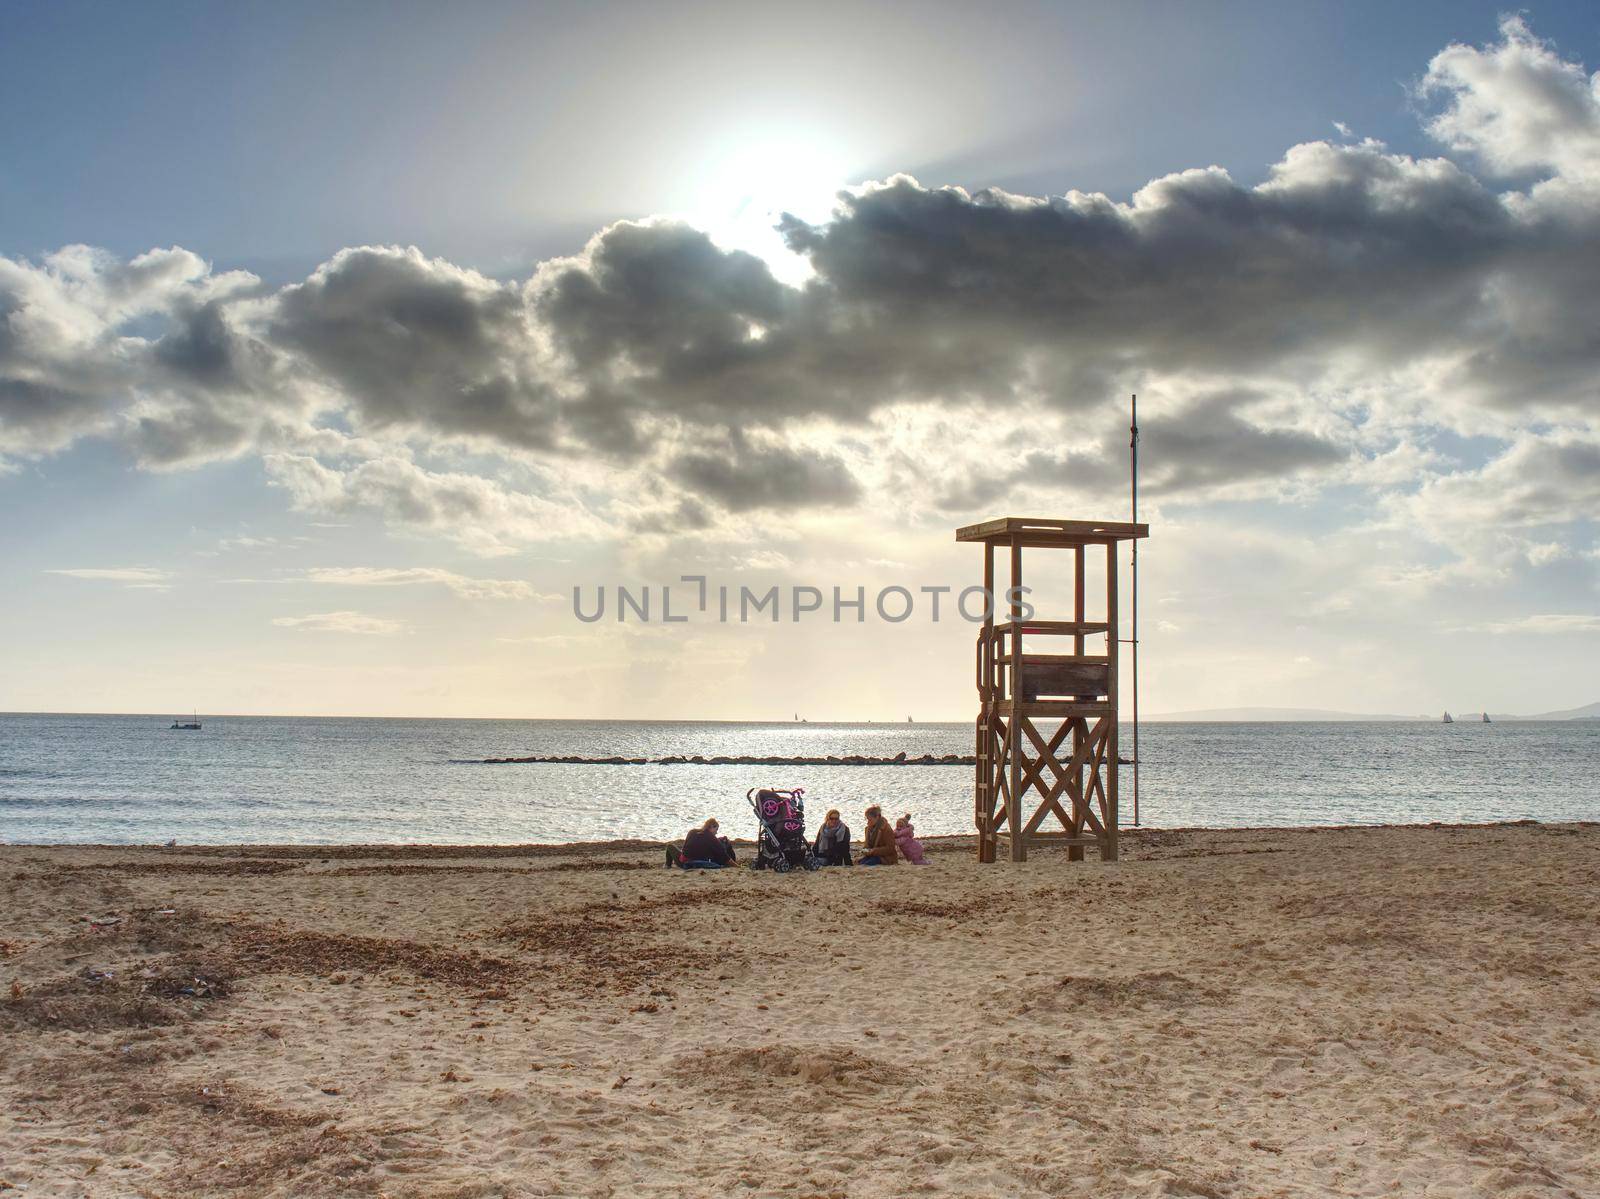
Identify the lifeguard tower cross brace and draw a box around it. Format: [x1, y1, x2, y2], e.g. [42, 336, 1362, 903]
[956, 517, 1149, 863]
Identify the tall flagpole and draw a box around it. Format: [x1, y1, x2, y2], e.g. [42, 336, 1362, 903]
[1130, 394, 1140, 828]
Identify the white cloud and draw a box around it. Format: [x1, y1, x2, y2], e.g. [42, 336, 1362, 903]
[1389, 429, 1600, 537]
[217, 534, 297, 552]
[302, 566, 557, 601]
[736, 550, 795, 571]
[45, 567, 172, 589]
[271, 610, 409, 636]
[1421, 16, 1600, 185]
[1474, 614, 1600, 635]
[262, 453, 603, 556]
[1524, 542, 1569, 566]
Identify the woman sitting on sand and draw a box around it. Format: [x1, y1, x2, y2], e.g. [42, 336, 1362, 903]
[668, 818, 737, 869]
[858, 805, 898, 865]
[894, 814, 927, 865]
[813, 809, 852, 866]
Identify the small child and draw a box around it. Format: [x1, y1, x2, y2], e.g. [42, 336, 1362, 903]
[894, 814, 928, 865]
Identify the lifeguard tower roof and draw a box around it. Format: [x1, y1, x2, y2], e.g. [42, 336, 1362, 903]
[955, 517, 1149, 547]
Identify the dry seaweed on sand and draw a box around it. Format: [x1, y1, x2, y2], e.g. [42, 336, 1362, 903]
[227, 925, 527, 990]
[538, 859, 660, 873]
[493, 890, 748, 994]
[320, 863, 541, 877]
[872, 894, 1005, 920]
[31, 859, 307, 878]
[2, 956, 239, 1031]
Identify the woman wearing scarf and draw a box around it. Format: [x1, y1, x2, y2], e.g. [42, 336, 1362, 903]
[858, 805, 898, 865]
[812, 809, 852, 866]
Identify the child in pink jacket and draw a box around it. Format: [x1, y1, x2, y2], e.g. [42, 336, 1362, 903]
[894, 814, 928, 864]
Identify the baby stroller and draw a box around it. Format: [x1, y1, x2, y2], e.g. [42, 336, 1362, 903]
[748, 787, 819, 872]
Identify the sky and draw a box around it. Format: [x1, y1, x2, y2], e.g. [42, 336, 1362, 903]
[2, 1, 1599, 720]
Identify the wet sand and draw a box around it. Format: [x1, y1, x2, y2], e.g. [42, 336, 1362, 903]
[3, 822, 1598, 1197]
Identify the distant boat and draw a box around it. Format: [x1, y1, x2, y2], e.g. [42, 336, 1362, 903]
[906, 715, 913, 723]
[170, 711, 202, 730]
[1442, 711, 1454, 724]
[1482, 711, 1491, 723]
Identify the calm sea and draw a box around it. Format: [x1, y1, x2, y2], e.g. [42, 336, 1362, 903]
[1, 714, 1596, 845]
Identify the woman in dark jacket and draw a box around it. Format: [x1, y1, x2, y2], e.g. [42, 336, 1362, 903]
[669, 818, 736, 869]
[813, 809, 852, 866]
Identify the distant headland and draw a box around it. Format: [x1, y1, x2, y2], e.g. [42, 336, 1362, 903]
[1146, 702, 1600, 722]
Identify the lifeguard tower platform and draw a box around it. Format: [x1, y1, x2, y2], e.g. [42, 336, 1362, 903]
[956, 517, 1149, 863]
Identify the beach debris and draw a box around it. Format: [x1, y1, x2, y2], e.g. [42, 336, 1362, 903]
[2, 956, 235, 1032]
[165, 838, 177, 847]
[86, 915, 123, 929]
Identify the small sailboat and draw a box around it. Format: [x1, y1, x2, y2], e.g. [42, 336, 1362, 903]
[170, 711, 202, 730]
[1442, 711, 1454, 724]
[906, 715, 913, 723]
[1481, 711, 1491, 724]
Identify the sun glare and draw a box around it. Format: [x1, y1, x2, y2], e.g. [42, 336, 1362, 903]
[686, 135, 853, 284]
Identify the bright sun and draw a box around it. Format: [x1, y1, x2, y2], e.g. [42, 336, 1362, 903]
[686, 136, 854, 283]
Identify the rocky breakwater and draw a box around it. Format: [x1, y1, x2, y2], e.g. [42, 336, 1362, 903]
[480, 751, 976, 766]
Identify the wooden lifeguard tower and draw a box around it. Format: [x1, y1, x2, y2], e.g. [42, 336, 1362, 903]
[957, 517, 1149, 863]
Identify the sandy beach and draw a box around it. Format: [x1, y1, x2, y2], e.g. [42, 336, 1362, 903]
[3, 822, 1598, 1197]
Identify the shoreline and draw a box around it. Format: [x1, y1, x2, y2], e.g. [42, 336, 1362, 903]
[5, 816, 1591, 855]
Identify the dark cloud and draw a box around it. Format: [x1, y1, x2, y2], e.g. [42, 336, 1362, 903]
[153, 299, 253, 388]
[932, 391, 1347, 512]
[269, 246, 559, 452]
[0, 246, 278, 466]
[780, 151, 1511, 393]
[1135, 392, 1348, 495]
[667, 430, 862, 512]
[537, 220, 788, 379]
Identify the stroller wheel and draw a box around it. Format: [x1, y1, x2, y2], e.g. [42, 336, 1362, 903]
[771, 855, 792, 874]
